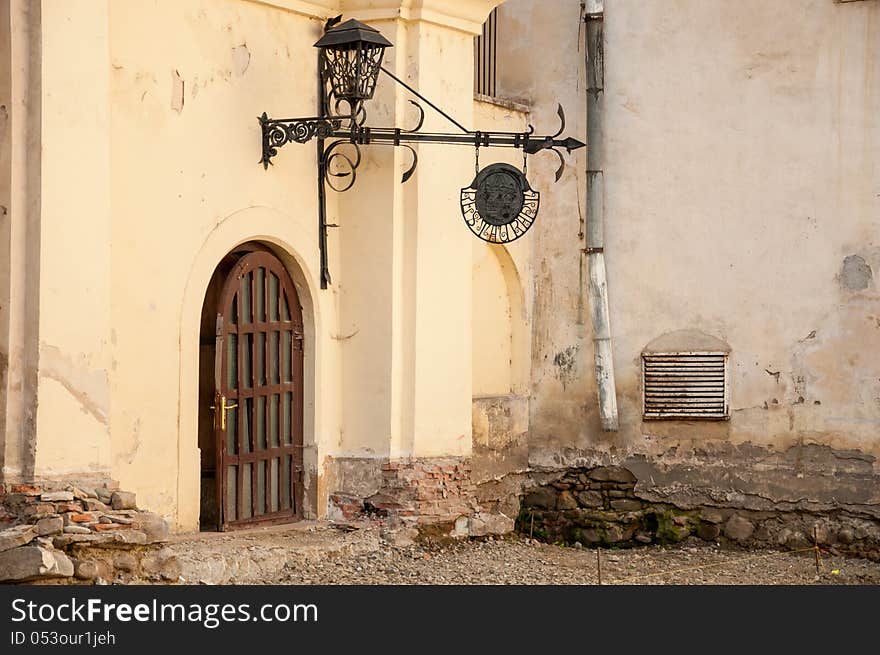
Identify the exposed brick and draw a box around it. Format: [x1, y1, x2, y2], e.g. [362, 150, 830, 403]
[332, 457, 475, 527]
[54, 502, 84, 514]
[10, 484, 41, 495]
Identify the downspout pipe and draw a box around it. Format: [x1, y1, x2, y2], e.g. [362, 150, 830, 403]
[584, 1, 619, 430]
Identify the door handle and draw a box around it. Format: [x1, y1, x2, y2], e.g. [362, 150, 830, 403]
[210, 395, 238, 430]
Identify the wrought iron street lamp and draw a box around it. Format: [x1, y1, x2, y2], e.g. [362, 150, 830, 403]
[314, 19, 392, 110]
[259, 18, 585, 288]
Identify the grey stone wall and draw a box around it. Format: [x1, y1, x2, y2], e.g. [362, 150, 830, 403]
[518, 466, 880, 559]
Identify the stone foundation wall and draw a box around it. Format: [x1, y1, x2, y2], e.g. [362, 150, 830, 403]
[518, 466, 880, 559]
[0, 481, 172, 583]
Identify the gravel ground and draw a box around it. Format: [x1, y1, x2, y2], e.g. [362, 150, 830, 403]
[271, 531, 880, 586]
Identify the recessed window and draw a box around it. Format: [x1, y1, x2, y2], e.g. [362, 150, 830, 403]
[642, 352, 729, 420]
[474, 8, 499, 98]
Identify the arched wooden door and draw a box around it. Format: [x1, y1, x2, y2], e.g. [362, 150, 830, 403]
[214, 250, 304, 529]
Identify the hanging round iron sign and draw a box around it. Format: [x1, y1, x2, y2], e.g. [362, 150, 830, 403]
[460, 163, 540, 244]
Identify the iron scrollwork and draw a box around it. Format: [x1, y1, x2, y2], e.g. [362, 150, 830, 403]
[520, 105, 584, 182]
[260, 113, 343, 169]
[322, 140, 362, 192]
[259, 101, 583, 183]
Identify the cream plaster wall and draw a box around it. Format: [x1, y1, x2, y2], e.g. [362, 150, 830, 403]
[34, 0, 113, 480]
[106, 0, 344, 528]
[472, 98, 532, 396]
[0, 1, 43, 483]
[335, 8, 501, 465]
[0, 0, 506, 529]
[0, 0, 17, 479]
[469, 97, 532, 484]
[472, 243, 513, 396]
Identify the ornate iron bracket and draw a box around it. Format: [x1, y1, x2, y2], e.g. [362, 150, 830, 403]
[260, 114, 342, 169]
[260, 66, 585, 289]
[260, 102, 584, 185]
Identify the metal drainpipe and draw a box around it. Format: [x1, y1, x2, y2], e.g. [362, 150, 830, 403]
[584, 0, 619, 430]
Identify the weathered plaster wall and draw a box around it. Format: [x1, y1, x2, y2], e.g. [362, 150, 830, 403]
[472, 243, 514, 396]
[15, 0, 876, 534]
[2, 0, 509, 531]
[104, 0, 505, 528]
[1, 1, 97, 485]
[0, 0, 14, 478]
[491, 0, 589, 456]
[329, 4, 504, 492]
[34, 0, 113, 480]
[106, 0, 344, 528]
[469, 98, 531, 509]
[495, 0, 880, 513]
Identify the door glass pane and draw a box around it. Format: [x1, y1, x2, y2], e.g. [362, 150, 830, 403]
[269, 274, 279, 321]
[242, 333, 252, 389]
[227, 334, 238, 390]
[270, 394, 279, 448]
[226, 466, 237, 522]
[241, 465, 252, 519]
[240, 273, 251, 324]
[256, 396, 266, 451]
[256, 460, 266, 516]
[282, 392, 291, 445]
[242, 398, 252, 453]
[226, 406, 237, 455]
[282, 331, 291, 383]
[256, 267, 265, 322]
[281, 455, 291, 510]
[281, 290, 291, 321]
[231, 294, 238, 325]
[270, 458, 279, 513]
[269, 331, 279, 385]
[255, 332, 265, 387]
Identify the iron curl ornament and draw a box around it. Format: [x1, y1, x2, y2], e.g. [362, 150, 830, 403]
[322, 140, 362, 192]
[257, 18, 585, 288]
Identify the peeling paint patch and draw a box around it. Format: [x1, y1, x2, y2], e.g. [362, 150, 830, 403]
[0, 104, 8, 147]
[232, 44, 251, 77]
[39, 343, 109, 425]
[40, 370, 107, 425]
[171, 70, 185, 113]
[118, 418, 142, 465]
[839, 255, 873, 291]
[553, 346, 579, 390]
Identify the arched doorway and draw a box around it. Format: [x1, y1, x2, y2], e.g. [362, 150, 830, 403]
[198, 242, 304, 530]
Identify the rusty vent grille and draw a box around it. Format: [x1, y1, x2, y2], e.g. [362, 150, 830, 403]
[642, 352, 729, 420]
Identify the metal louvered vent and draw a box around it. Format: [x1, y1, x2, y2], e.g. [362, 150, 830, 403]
[642, 352, 729, 420]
